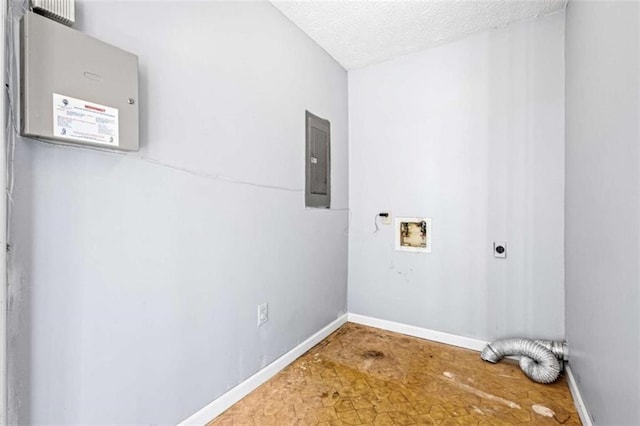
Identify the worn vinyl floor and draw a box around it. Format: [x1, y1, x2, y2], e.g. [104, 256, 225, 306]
[209, 323, 580, 425]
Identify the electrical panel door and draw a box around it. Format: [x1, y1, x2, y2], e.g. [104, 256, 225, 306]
[21, 11, 139, 151]
[305, 111, 331, 208]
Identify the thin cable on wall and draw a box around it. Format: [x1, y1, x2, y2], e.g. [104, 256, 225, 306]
[373, 212, 391, 233]
[373, 213, 380, 233]
[24, 137, 307, 193]
[25, 139, 353, 236]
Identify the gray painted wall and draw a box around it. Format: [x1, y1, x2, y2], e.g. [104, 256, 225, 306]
[565, 1, 640, 424]
[348, 12, 565, 341]
[7, 1, 348, 424]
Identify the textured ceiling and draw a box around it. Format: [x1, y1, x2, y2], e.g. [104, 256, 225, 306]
[270, 0, 566, 70]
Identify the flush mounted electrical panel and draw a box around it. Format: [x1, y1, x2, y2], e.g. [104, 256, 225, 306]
[21, 11, 139, 151]
[305, 111, 331, 208]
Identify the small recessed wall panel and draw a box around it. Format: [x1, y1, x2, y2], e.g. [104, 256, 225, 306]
[305, 111, 331, 208]
[395, 217, 432, 253]
[21, 11, 139, 151]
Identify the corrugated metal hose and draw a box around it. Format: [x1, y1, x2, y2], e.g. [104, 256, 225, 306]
[481, 338, 568, 384]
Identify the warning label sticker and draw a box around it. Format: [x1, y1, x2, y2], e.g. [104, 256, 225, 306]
[53, 93, 119, 147]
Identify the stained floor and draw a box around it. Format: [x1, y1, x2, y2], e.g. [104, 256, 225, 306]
[209, 323, 580, 425]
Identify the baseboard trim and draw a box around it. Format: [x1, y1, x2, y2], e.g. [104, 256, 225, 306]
[565, 366, 593, 426]
[347, 313, 488, 352]
[179, 314, 348, 425]
[181, 313, 587, 426]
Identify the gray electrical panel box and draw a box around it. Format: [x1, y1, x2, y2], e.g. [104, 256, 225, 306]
[305, 111, 331, 208]
[21, 11, 139, 151]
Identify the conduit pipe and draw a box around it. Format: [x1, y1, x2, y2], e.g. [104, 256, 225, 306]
[481, 338, 568, 384]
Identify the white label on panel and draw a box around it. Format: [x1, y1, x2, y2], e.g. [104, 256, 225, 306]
[53, 93, 119, 147]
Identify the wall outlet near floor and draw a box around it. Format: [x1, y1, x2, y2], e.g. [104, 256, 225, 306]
[258, 303, 269, 326]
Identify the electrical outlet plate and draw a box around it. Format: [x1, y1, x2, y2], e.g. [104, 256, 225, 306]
[494, 242, 507, 258]
[381, 212, 392, 225]
[258, 303, 268, 326]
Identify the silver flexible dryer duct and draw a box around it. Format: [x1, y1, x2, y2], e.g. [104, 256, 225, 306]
[481, 338, 568, 384]
[534, 339, 569, 362]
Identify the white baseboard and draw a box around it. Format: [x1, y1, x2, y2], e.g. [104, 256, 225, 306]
[181, 313, 589, 426]
[565, 366, 593, 426]
[347, 313, 488, 352]
[179, 314, 348, 425]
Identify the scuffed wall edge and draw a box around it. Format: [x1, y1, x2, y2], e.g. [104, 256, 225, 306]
[565, 366, 594, 426]
[179, 314, 348, 425]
